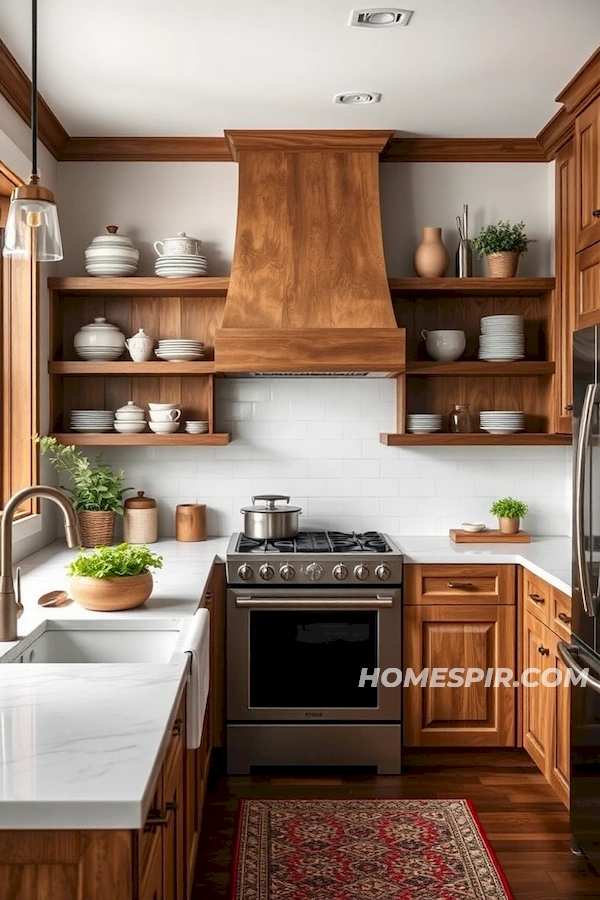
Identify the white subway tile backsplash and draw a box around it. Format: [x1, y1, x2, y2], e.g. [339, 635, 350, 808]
[99, 379, 571, 537]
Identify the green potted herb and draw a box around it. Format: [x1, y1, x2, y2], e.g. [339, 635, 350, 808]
[489, 497, 529, 535]
[473, 220, 529, 277]
[67, 543, 163, 611]
[36, 436, 131, 547]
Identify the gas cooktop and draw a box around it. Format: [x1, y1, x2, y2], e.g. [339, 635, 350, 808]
[226, 531, 403, 587]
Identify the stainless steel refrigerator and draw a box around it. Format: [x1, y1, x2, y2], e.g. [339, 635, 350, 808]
[561, 325, 600, 870]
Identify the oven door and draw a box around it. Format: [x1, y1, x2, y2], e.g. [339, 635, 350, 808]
[227, 587, 402, 722]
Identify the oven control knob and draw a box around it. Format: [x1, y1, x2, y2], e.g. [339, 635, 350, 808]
[333, 563, 348, 581]
[280, 564, 295, 581]
[237, 564, 253, 581]
[375, 564, 391, 581]
[354, 564, 370, 581]
[259, 564, 275, 581]
[306, 562, 323, 582]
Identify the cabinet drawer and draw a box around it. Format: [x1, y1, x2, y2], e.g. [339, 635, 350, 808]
[523, 570, 551, 625]
[404, 565, 515, 605]
[551, 587, 572, 642]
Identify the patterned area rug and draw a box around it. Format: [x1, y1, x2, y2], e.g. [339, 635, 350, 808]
[231, 799, 513, 900]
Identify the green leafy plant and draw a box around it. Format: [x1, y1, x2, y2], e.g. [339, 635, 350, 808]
[67, 543, 163, 579]
[35, 435, 131, 514]
[473, 221, 529, 258]
[489, 497, 529, 519]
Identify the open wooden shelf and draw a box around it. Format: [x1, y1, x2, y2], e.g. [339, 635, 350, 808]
[51, 433, 231, 446]
[47, 276, 230, 296]
[380, 432, 571, 446]
[388, 277, 555, 296]
[48, 361, 216, 375]
[405, 361, 555, 376]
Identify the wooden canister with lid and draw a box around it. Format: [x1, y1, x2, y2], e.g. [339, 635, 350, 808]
[123, 491, 158, 544]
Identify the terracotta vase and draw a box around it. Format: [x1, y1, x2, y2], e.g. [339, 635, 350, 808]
[70, 572, 153, 611]
[486, 251, 519, 278]
[498, 516, 520, 535]
[77, 511, 116, 548]
[413, 227, 449, 278]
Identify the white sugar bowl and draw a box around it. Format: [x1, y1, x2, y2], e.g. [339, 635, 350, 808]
[74, 317, 126, 360]
[84, 225, 139, 277]
[115, 400, 146, 422]
[125, 328, 154, 362]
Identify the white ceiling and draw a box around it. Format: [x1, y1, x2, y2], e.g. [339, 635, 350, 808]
[0, 0, 599, 138]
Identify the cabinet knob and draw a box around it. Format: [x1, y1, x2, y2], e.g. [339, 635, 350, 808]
[593, 209, 600, 218]
[447, 581, 473, 589]
[529, 593, 545, 604]
[557, 612, 572, 624]
[565, 404, 573, 412]
[538, 645, 550, 656]
[172, 717, 184, 737]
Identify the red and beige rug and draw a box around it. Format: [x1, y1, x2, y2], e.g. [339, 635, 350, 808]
[231, 798, 513, 900]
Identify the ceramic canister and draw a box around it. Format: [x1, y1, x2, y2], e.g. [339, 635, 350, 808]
[123, 492, 158, 544]
[153, 232, 203, 257]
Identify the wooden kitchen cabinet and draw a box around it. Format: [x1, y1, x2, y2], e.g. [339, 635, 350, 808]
[555, 138, 576, 429]
[403, 564, 517, 747]
[200, 562, 226, 750]
[575, 94, 600, 253]
[577, 239, 600, 328]
[521, 570, 571, 808]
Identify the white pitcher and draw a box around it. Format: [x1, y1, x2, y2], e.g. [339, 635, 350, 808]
[125, 328, 154, 362]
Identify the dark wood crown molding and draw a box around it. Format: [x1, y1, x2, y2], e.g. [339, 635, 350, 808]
[556, 46, 600, 115]
[536, 107, 575, 159]
[0, 38, 69, 160]
[380, 138, 545, 162]
[61, 136, 233, 162]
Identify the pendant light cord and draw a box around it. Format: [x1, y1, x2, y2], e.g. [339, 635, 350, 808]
[31, 0, 38, 177]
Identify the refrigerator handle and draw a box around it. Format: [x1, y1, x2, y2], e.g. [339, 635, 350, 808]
[558, 641, 600, 694]
[574, 383, 598, 617]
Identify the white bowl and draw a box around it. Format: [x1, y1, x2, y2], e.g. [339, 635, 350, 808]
[149, 421, 180, 434]
[148, 402, 178, 411]
[461, 523, 487, 533]
[114, 421, 147, 434]
[115, 412, 146, 422]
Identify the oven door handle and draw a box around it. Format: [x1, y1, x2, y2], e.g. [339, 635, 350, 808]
[558, 641, 600, 694]
[234, 596, 394, 609]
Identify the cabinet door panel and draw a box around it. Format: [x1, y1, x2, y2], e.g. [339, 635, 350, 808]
[523, 569, 551, 627]
[548, 630, 570, 808]
[403, 604, 516, 747]
[577, 239, 600, 329]
[522, 611, 553, 774]
[576, 97, 600, 252]
[555, 138, 576, 428]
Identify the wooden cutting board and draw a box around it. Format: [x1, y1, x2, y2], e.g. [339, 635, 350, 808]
[449, 528, 531, 543]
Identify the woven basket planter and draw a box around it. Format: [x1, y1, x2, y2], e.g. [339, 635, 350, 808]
[78, 511, 116, 548]
[486, 251, 519, 278]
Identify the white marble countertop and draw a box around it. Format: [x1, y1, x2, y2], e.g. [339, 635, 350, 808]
[392, 535, 571, 595]
[0, 537, 228, 830]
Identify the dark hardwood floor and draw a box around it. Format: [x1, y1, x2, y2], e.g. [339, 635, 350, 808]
[192, 749, 600, 900]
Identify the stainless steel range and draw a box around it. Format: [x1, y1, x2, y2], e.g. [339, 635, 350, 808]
[226, 531, 403, 774]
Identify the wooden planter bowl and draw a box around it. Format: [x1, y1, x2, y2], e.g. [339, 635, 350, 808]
[70, 572, 153, 611]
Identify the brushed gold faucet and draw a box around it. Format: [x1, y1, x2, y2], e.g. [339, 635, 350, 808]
[0, 486, 81, 641]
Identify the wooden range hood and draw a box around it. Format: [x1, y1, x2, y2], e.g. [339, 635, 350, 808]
[214, 130, 405, 375]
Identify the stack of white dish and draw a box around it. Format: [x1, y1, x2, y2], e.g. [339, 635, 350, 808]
[479, 410, 525, 434]
[407, 414, 442, 434]
[70, 410, 114, 433]
[155, 339, 205, 361]
[84, 226, 139, 277]
[154, 256, 208, 278]
[185, 420, 209, 434]
[114, 401, 147, 434]
[478, 315, 525, 362]
[148, 402, 181, 435]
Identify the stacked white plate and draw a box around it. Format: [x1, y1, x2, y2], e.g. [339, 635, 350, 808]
[407, 414, 443, 434]
[156, 339, 205, 361]
[155, 255, 208, 278]
[185, 420, 209, 434]
[478, 315, 525, 362]
[479, 410, 525, 434]
[70, 410, 114, 433]
[75, 345, 124, 361]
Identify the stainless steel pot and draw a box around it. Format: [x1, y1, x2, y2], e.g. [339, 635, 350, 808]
[240, 495, 302, 539]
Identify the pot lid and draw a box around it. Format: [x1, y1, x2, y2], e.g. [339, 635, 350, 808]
[163, 231, 202, 243]
[88, 226, 136, 248]
[116, 400, 145, 414]
[80, 317, 123, 332]
[129, 328, 152, 339]
[240, 494, 302, 514]
[125, 491, 156, 509]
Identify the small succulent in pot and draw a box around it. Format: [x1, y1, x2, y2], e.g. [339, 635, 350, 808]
[66, 543, 163, 611]
[489, 497, 529, 535]
[473, 220, 529, 277]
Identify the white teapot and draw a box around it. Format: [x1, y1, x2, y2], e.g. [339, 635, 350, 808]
[125, 328, 154, 362]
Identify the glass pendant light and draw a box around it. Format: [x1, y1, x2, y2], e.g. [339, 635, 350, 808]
[3, 0, 63, 261]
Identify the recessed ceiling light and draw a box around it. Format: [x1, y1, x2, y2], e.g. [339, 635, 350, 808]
[334, 92, 382, 105]
[350, 8, 413, 27]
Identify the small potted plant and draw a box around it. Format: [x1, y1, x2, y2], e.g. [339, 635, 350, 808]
[473, 220, 529, 277]
[67, 543, 163, 611]
[489, 497, 529, 535]
[36, 436, 131, 547]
